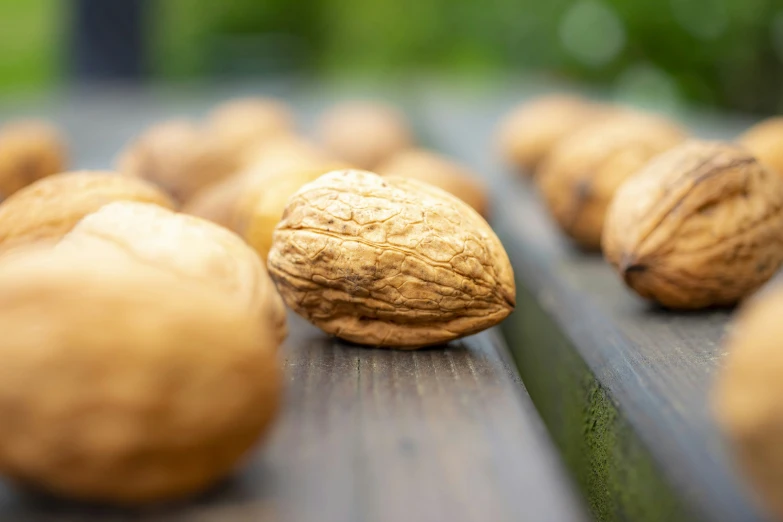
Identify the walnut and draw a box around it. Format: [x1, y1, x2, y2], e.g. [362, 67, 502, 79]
[496, 94, 598, 175]
[603, 140, 783, 309]
[0, 120, 66, 199]
[267, 169, 515, 348]
[116, 119, 235, 203]
[0, 171, 173, 252]
[0, 246, 280, 504]
[738, 117, 783, 177]
[538, 111, 687, 250]
[316, 102, 413, 170]
[58, 201, 287, 343]
[376, 148, 489, 217]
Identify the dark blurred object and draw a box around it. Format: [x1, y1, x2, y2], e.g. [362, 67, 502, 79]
[71, 0, 147, 81]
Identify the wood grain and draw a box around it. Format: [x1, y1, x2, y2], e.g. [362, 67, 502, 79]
[418, 91, 771, 521]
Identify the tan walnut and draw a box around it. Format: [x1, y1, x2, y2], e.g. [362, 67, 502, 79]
[316, 102, 413, 170]
[267, 169, 516, 348]
[208, 97, 294, 166]
[496, 94, 598, 175]
[116, 119, 235, 203]
[0, 171, 174, 252]
[58, 201, 287, 344]
[603, 140, 783, 309]
[537, 112, 687, 250]
[714, 287, 783, 521]
[0, 247, 281, 504]
[376, 148, 489, 218]
[0, 120, 67, 200]
[738, 117, 783, 177]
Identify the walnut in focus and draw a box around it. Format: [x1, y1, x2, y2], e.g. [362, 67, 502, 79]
[714, 287, 783, 521]
[267, 169, 515, 348]
[316, 102, 413, 170]
[537, 112, 687, 250]
[376, 149, 489, 217]
[208, 97, 294, 166]
[496, 95, 598, 175]
[603, 140, 783, 309]
[59, 201, 287, 343]
[116, 119, 235, 203]
[0, 171, 173, 252]
[0, 121, 66, 199]
[0, 247, 280, 504]
[738, 117, 783, 177]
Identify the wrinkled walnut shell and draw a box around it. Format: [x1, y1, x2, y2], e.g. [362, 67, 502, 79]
[376, 148, 489, 218]
[267, 169, 515, 348]
[603, 140, 783, 309]
[0, 171, 174, 252]
[116, 120, 235, 203]
[738, 117, 783, 177]
[714, 287, 783, 521]
[496, 95, 598, 175]
[59, 201, 287, 344]
[538, 112, 687, 250]
[317, 102, 413, 170]
[0, 120, 67, 199]
[0, 247, 280, 504]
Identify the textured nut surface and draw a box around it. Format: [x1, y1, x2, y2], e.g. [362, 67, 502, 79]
[317, 102, 412, 170]
[0, 171, 174, 252]
[739, 117, 783, 177]
[714, 287, 783, 521]
[59, 202, 287, 343]
[496, 95, 597, 175]
[116, 120, 235, 203]
[0, 121, 67, 200]
[267, 169, 515, 348]
[376, 148, 489, 217]
[0, 248, 280, 504]
[208, 97, 293, 165]
[603, 140, 783, 309]
[538, 112, 687, 250]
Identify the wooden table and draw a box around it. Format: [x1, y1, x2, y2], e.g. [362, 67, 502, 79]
[0, 85, 589, 522]
[419, 87, 772, 522]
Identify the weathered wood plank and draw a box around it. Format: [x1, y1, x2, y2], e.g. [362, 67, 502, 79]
[419, 89, 770, 521]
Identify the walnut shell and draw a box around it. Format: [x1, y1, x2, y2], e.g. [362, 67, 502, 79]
[58, 201, 287, 344]
[208, 97, 293, 165]
[603, 140, 783, 309]
[0, 247, 280, 504]
[738, 117, 783, 177]
[316, 102, 413, 170]
[538, 112, 687, 250]
[0, 120, 67, 199]
[714, 287, 783, 521]
[116, 120, 235, 203]
[376, 148, 489, 217]
[0, 171, 174, 252]
[267, 169, 515, 348]
[496, 95, 598, 175]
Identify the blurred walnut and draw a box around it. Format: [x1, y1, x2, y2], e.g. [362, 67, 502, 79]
[714, 287, 783, 521]
[739, 117, 783, 177]
[0, 171, 173, 252]
[59, 202, 287, 343]
[538, 112, 687, 250]
[0, 247, 280, 504]
[316, 101, 413, 170]
[208, 97, 294, 166]
[496, 95, 598, 175]
[116, 119, 235, 203]
[603, 140, 783, 309]
[376, 149, 489, 217]
[0, 120, 66, 199]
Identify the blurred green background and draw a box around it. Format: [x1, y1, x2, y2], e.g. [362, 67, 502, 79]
[3, 0, 783, 113]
